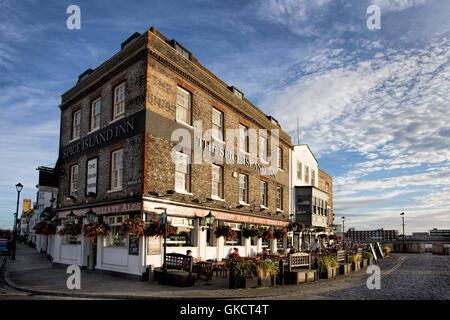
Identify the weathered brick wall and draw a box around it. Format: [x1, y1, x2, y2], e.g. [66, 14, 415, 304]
[318, 169, 333, 226]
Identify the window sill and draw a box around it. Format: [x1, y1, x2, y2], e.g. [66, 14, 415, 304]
[175, 190, 193, 196]
[211, 196, 225, 202]
[238, 201, 249, 206]
[260, 159, 269, 165]
[68, 137, 80, 144]
[107, 188, 122, 193]
[109, 115, 125, 124]
[238, 149, 250, 156]
[212, 136, 225, 144]
[176, 119, 194, 130]
[260, 205, 269, 210]
[87, 127, 100, 135]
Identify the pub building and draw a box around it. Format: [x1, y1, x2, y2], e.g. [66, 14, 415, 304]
[48, 27, 292, 279]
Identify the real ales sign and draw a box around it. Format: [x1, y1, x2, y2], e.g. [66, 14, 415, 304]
[86, 158, 97, 195]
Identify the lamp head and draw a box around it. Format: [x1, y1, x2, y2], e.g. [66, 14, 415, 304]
[66, 211, 76, 224]
[86, 208, 96, 223]
[205, 211, 215, 226]
[16, 183, 23, 193]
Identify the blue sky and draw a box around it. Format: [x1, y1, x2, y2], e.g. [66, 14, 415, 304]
[0, 0, 449, 233]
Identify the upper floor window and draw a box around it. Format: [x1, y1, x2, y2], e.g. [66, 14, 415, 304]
[239, 174, 248, 204]
[90, 98, 101, 131]
[297, 161, 302, 180]
[174, 152, 190, 193]
[260, 180, 267, 207]
[277, 147, 283, 169]
[238, 124, 249, 153]
[111, 149, 123, 190]
[276, 186, 283, 210]
[211, 164, 223, 199]
[176, 86, 191, 125]
[72, 110, 81, 140]
[113, 83, 125, 120]
[311, 169, 316, 186]
[70, 164, 79, 196]
[212, 107, 224, 141]
[305, 166, 310, 184]
[259, 136, 268, 162]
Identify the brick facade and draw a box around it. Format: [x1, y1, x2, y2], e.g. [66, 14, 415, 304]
[318, 169, 333, 227]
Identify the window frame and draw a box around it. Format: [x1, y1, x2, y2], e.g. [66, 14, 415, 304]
[276, 186, 283, 211]
[90, 97, 101, 132]
[211, 107, 224, 141]
[238, 124, 249, 153]
[110, 148, 123, 191]
[174, 151, 190, 193]
[260, 180, 268, 207]
[176, 86, 192, 125]
[238, 173, 248, 204]
[72, 109, 81, 140]
[259, 135, 268, 162]
[277, 147, 283, 169]
[211, 164, 224, 199]
[69, 164, 79, 196]
[113, 82, 125, 120]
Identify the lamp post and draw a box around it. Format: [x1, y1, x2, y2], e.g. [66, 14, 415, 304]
[400, 212, 405, 253]
[85, 208, 97, 270]
[11, 183, 23, 260]
[205, 211, 215, 246]
[155, 207, 168, 273]
[341, 216, 345, 248]
[66, 211, 76, 224]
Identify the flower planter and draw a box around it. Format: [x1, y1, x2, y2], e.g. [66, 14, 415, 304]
[238, 277, 258, 289]
[339, 263, 351, 275]
[319, 267, 339, 279]
[351, 262, 360, 271]
[360, 258, 368, 268]
[257, 275, 275, 287]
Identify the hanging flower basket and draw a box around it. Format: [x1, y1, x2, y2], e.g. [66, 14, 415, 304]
[83, 222, 110, 240]
[33, 221, 57, 235]
[58, 222, 82, 236]
[122, 217, 147, 238]
[261, 230, 274, 240]
[273, 229, 287, 240]
[144, 220, 177, 238]
[287, 222, 306, 232]
[243, 227, 263, 239]
[214, 225, 237, 240]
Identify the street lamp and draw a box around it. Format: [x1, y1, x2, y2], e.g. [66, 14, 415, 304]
[86, 208, 97, 223]
[204, 211, 215, 245]
[66, 211, 76, 224]
[11, 183, 23, 261]
[341, 216, 345, 246]
[155, 207, 168, 273]
[400, 212, 405, 252]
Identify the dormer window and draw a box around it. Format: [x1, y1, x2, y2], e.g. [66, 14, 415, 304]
[170, 40, 192, 60]
[230, 86, 244, 100]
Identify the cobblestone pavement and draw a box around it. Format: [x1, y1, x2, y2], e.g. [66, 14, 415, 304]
[1, 244, 449, 300]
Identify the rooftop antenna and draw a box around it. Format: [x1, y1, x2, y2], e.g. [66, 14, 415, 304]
[296, 115, 300, 145]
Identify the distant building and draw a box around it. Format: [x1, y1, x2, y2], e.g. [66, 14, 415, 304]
[346, 228, 399, 242]
[429, 228, 450, 238]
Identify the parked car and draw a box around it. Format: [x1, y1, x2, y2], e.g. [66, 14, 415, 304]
[0, 238, 10, 256]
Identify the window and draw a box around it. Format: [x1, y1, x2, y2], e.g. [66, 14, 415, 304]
[238, 124, 249, 153]
[63, 234, 80, 245]
[233, 88, 243, 100]
[175, 152, 190, 193]
[311, 169, 316, 186]
[224, 222, 243, 246]
[70, 164, 78, 196]
[277, 147, 283, 169]
[113, 83, 125, 119]
[111, 149, 123, 190]
[175, 43, 190, 60]
[104, 215, 129, 247]
[167, 217, 195, 247]
[212, 108, 224, 141]
[305, 166, 310, 184]
[90, 98, 101, 131]
[326, 183, 329, 193]
[259, 136, 268, 162]
[239, 174, 248, 204]
[176, 86, 191, 125]
[211, 164, 223, 199]
[260, 180, 267, 207]
[297, 161, 302, 180]
[72, 110, 81, 140]
[276, 187, 283, 211]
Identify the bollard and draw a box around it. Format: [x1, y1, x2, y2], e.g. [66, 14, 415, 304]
[278, 259, 284, 285]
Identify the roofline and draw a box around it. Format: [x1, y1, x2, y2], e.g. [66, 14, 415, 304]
[293, 144, 318, 163]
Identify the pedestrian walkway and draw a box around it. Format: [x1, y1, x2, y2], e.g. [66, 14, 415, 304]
[3, 243, 394, 300]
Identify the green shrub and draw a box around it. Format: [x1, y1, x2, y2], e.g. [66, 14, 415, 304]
[363, 251, 374, 259]
[234, 260, 257, 278]
[318, 256, 337, 273]
[348, 254, 361, 263]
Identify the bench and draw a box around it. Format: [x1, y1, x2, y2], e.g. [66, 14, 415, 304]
[154, 253, 196, 287]
[285, 253, 317, 284]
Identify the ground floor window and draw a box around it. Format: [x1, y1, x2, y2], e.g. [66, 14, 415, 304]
[224, 222, 243, 246]
[62, 234, 80, 245]
[103, 226, 128, 248]
[277, 238, 284, 251]
[167, 217, 195, 247]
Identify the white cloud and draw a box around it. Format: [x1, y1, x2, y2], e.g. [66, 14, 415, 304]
[370, 0, 432, 12]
